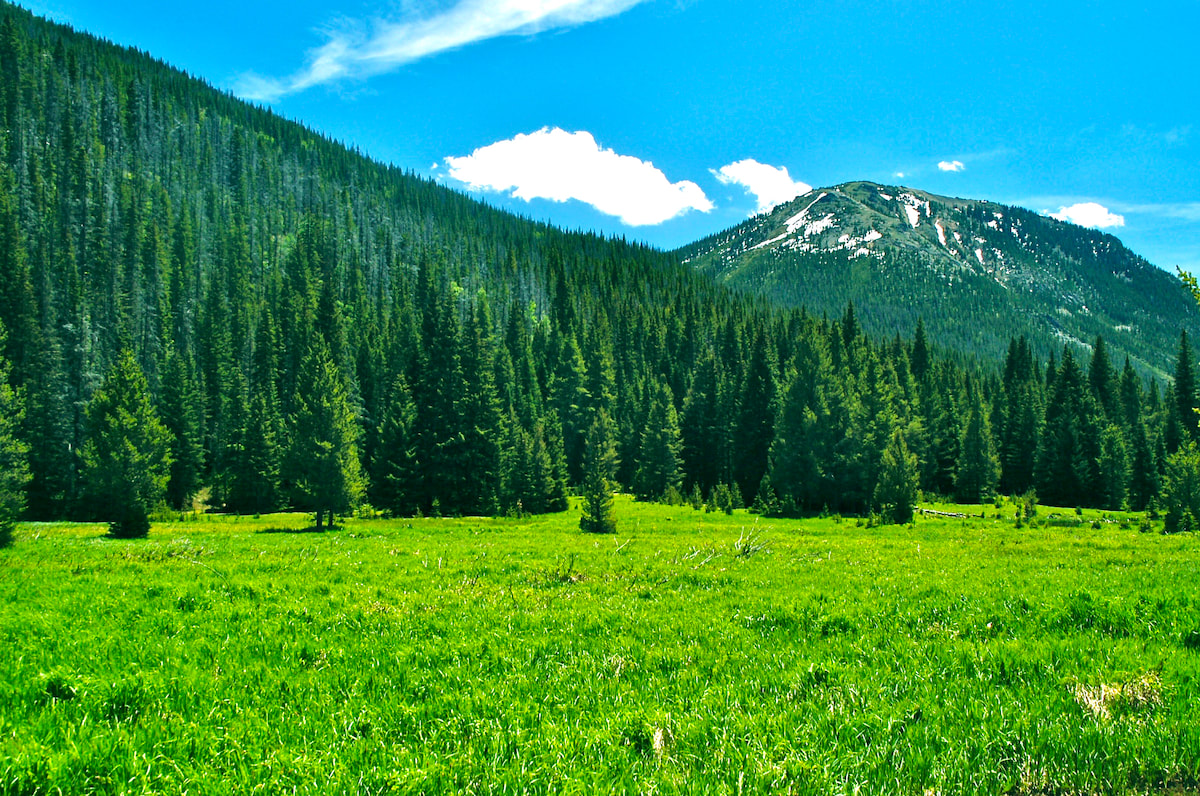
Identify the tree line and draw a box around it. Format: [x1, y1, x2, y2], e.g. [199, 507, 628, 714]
[0, 4, 1196, 541]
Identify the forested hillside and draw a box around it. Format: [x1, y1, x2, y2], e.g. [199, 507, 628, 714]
[680, 182, 1200, 378]
[0, 2, 1193, 532]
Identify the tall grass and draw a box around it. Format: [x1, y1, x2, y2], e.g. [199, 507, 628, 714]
[1, 498, 1198, 794]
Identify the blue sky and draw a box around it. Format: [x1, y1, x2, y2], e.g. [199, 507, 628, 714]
[24, 0, 1200, 271]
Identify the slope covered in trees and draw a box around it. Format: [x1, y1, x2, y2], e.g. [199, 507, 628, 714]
[679, 182, 1200, 379]
[0, 2, 1190, 527]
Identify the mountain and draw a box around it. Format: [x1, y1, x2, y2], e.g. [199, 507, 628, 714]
[678, 181, 1200, 376]
[0, 0, 1189, 535]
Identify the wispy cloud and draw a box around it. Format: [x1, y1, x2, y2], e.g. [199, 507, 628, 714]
[444, 127, 713, 226]
[937, 160, 965, 172]
[1046, 202, 1125, 229]
[1120, 201, 1200, 222]
[236, 0, 649, 101]
[712, 159, 811, 215]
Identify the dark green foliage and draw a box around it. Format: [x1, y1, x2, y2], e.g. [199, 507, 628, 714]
[1035, 349, 1102, 508]
[1097, 424, 1129, 510]
[1175, 331, 1198, 442]
[733, 330, 777, 500]
[284, 339, 364, 531]
[632, 381, 683, 502]
[371, 375, 418, 517]
[579, 409, 618, 533]
[0, 322, 27, 545]
[1163, 444, 1200, 533]
[0, 2, 1173, 526]
[79, 350, 171, 538]
[226, 382, 283, 515]
[160, 349, 205, 510]
[681, 181, 1200, 379]
[873, 429, 918, 524]
[955, 391, 1000, 503]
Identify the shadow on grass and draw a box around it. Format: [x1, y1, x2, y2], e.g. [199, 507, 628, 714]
[255, 525, 339, 534]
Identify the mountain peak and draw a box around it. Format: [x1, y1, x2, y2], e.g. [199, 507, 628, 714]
[680, 183, 1197, 377]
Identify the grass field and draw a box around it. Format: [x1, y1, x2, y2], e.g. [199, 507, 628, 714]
[2, 497, 1199, 795]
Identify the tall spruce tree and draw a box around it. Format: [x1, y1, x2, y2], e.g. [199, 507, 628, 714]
[632, 381, 683, 501]
[371, 374, 419, 517]
[873, 429, 918, 525]
[160, 348, 205, 510]
[733, 329, 778, 501]
[80, 349, 172, 538]
[285, 338, 364, 531]
[1176, 330, 1198, 441]
[0, 320, 28, 546]
[955, 390, 1000, 503]
[579, 408, 618, 534]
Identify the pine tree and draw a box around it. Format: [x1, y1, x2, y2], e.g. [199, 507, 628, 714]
[681, 348, 727, 495]
[0, 320, 28, 546]
[1162, 443, 1200, 533]
[456, 292, 504, 515]
[632, 381, 683, 501]
[1176, 330, 1198, 441]
[285, 338, 364, 531]
[21, 330, 73, 519]
[160, 348, 205, 510]
[80, 349, 172, 538]
[579, 408, 618, 534]
[1097, 423, 1129, 510]
[955, 391, 1000, 503]
[910, 317, 930, 384]
[371, 374, 418, 516]
[1088, 336, 1118, 419]
[873, 429, 918, 525]
[733, 329, 778, 501]
[226, 383, 283, 515]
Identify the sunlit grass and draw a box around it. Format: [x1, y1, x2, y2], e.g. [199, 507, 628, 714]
[2, 496, 1199, 794]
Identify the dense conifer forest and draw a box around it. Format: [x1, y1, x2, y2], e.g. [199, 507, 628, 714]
[0, 2, 1193, 535]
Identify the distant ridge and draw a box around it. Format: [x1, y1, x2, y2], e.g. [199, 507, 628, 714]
[678, 181, 1199, 376]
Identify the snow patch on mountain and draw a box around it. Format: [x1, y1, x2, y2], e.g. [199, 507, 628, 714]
[898, 193, 929, 229]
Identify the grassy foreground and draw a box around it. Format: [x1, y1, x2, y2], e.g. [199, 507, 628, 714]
[2, 498, 1199, 795]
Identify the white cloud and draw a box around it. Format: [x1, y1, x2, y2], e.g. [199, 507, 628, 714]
[1047, 202, 1126, 229]
[444, 128, 713, 226]
[938, 160, 965, 172]
[712, 159, 811, 214]
[236, 0, 648, 101]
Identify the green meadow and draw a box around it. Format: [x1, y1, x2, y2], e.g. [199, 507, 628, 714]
[2, 498, 1199, 795]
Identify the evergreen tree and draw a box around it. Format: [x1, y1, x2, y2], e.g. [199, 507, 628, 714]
[1034, 349, 1100, 507]
[371, 374, 418, 516]
[955, 391, 1000, 503]
[0, 321, 28, 546]
[681, 348, 727, 495]
[226, 383, 283, 515]
[21, 331, 73, 519]
[1097, 423, 1129, 510]
[1088, 336, 1118, 420]
[873, 429, 918, 525]
[160, 348, 205, 510]
[1176, 330, 1198, 440]
[909, 317, 930, 384]
[632, 381, 683, 501]
[456, 292, 504, 515]
[1162, 443, 1200, 533]
[1127, 422, 1158, 511]
[80, 349, 172, 538]
[579, 408, 618, 534]
[284, 338, 365, 531]
[733, 329, 778, 500]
